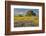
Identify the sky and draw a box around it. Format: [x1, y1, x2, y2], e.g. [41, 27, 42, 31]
[14, 8, 39, 16]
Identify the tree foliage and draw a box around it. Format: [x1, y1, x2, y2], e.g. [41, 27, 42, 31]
[26, 10, 36, 16]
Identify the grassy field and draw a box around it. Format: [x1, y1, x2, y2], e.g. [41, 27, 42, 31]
[14, 16, 39, 27]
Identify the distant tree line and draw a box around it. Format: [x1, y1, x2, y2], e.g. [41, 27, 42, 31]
[15, 10, 36, 17]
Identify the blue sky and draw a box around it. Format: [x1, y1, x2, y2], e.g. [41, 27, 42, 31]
[14, 8, 39, 16]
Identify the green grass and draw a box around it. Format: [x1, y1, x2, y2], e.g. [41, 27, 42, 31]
[14, 16, 39, 27]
